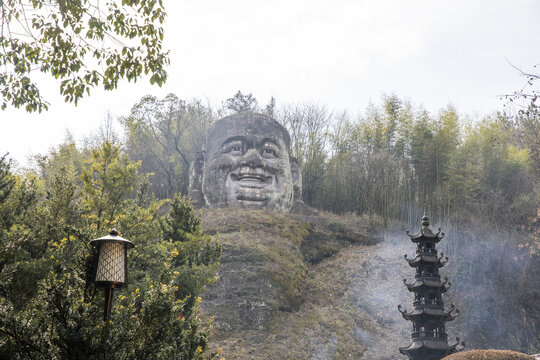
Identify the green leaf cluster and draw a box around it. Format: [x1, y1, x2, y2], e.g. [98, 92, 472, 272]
[0, 142, 220, 359]
[1, 0, 170, 112]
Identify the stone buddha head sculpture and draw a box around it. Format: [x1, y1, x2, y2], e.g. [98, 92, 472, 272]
[189, 113, 301, 211]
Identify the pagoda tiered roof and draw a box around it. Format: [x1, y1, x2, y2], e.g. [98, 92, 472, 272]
[399, 336, 464, 357]
[404, 252, 449, 268]
[403, 276, 451, 293]
[398, 304, 460, 322]
[406, 215, 445, 242]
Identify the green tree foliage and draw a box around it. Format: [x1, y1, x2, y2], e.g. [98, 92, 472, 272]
[122, 94, 217, 198]
[0, 154, 16, 207]
[276, 103, 330, 207]
[225, 91, 258, 113]
[265, 94, 535, 238]
[158, 195, 221, 308]
[33, 134, 87, 185]
[0, 143, 220, 359]
[503, 64, 540, 259]
[1, 0, 169, 112]
[81, 141, 141, 232]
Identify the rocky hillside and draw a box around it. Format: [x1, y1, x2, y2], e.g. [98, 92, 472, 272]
[199, 207, 538, 359]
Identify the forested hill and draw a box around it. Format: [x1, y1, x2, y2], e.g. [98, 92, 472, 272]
[1, 91, 537, 358]
[39, 91, 540, 347]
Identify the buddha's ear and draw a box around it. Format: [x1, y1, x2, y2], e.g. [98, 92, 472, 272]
[290, 157, 303, 202]
[188, 150, 206, 207]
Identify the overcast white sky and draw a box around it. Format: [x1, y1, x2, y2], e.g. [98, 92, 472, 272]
[1, 0, 539, 166]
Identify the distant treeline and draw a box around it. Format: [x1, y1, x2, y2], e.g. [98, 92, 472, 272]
[35, 91, 539, 252]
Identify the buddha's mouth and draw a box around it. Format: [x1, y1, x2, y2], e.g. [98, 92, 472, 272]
[226, 167, 277, 205]
[230, 172, 273, 187]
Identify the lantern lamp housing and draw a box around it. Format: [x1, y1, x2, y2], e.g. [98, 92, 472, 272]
[90, 229, 134, 288]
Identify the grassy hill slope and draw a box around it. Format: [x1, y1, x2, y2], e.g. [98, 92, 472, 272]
[199, 207, 538, 359]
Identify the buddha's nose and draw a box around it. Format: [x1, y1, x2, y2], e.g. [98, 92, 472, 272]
[240, 148, 263, 168]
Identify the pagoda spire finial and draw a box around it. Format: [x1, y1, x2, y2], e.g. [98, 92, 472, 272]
[422, 204, 430, 228]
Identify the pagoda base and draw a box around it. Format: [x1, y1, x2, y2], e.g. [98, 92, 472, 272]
[399, 338, 459, 360]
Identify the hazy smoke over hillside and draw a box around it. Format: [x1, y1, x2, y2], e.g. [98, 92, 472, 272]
[348, 225, 537, 359]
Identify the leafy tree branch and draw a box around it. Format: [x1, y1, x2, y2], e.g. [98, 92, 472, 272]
[0, 0, 170, 112]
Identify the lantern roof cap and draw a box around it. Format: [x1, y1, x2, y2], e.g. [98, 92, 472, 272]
[90, 228, 134, 248]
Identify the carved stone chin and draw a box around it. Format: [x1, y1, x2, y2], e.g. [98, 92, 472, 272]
[189, 112, 299, 211]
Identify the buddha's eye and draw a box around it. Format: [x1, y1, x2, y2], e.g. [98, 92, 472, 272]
[224, 143, 243, 155]
[262, 148, 277, 158]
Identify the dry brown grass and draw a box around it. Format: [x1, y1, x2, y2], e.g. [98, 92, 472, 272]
[199, 207, 379, 359]
[443, 350, 534, 360]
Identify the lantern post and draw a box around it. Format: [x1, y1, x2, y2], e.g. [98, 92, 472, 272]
[90, 229, 134, 321]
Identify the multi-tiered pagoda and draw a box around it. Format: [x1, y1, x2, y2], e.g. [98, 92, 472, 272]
[398, 213, 464, 360]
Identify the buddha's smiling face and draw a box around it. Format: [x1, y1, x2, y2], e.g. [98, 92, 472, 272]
[202, 113, 293, 210]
